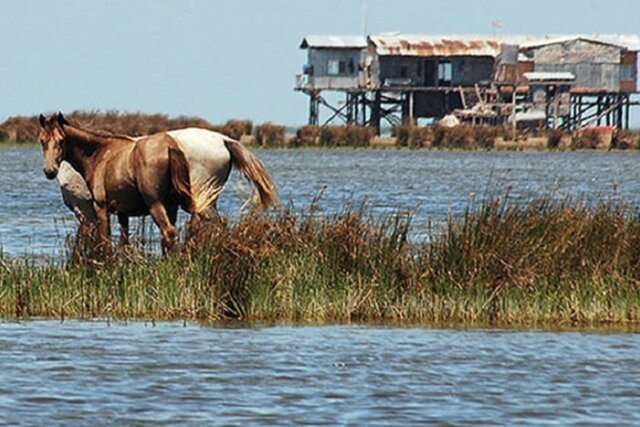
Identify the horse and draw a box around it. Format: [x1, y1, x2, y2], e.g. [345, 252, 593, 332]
[38, 112, 276, 253]
[57, 160, 96, 224]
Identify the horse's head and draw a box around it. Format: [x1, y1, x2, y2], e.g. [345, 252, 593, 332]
[38, 112, 69, 179]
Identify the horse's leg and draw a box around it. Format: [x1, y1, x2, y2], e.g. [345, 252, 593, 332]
[166, 203, 181, 246]
[148, 202, 177, 253]
[117, 213, 130, 247]
[166, 203, 179, 226]
[70, 221, 91, 263]
[93, 202, 111, 255]
[204, 202, 222, 223]
[186, 201, 222, 241]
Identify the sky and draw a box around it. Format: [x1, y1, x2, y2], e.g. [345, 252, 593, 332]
[1, 0, 640, 126]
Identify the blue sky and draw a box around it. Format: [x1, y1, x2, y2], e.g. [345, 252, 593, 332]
[1, 0, 639, 125]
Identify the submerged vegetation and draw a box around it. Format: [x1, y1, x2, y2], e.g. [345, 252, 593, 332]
[1, 199, 640, 327]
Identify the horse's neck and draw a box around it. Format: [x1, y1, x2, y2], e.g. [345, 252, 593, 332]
[63, 126, 118, 178]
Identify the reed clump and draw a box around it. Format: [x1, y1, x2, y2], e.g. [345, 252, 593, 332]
[571, 129, 602, 149]
[212, 119, 253, 140]
[290, 125, 319, 147]
[0, 111, 254, 142]
[0, 115, 40, 143]
[5, 110, 640, 152]
[432, 125, 500, 150]
[1, 198, 640, 326]
[316, 125, 374, 147]
[318, 126, 346, 147]
[392, 124, 433, 148]
[611, 129, 638, 150]
[547, 128, 566, 149]
[253, 122, 287, 147]
[472, 125, 500, 149]
[343, 125, 375, 147]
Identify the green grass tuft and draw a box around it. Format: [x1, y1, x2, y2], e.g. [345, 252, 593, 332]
[1, 200, 639, 327]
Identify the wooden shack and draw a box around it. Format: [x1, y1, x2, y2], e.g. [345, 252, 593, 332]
[519, 37, 639, 129]
[296, 36, 371, 125]
[296, 33, 640, 131]
[522, 37, 637, 92]
[368, 34, 497, 88]
[297, 35, 368, 90]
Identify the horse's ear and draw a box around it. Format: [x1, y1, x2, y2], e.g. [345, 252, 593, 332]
[38, 114, 46, 128]
[56, 112, 69, 126]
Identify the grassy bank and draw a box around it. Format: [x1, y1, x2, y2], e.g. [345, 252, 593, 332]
[1, 200, 640, 327]
[4, 111, 640, 150]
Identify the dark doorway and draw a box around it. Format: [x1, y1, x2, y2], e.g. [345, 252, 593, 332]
[420, 59, 437, 86]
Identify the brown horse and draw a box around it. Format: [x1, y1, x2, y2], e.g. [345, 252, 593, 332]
[38, 112, 276, 252]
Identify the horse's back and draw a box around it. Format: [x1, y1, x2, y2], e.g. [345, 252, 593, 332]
[166, 128, 233, 212]
[167, 128, 231, 161]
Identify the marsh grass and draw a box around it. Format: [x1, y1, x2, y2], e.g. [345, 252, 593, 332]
[253, 122, 287, 147]
[317, 125, 375, 147]
[1, 199, 640, 326]
[0, 111, 254, 142]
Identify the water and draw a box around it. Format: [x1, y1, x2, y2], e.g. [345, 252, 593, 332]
[2, 146, 640, 257]
[3, 147, 640, 424]
[0, 321, 639, 426]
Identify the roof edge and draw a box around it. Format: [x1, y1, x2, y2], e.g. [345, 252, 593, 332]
[300, 35, 368, 49]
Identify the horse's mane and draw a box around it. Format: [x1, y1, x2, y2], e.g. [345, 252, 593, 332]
[67, 122, 136, 142]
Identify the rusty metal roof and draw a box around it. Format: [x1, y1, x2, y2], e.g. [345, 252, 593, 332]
[300, 35, 367, 49]
[369, 34, 502, 57]
[368, 34, 640, 57]
[519, 34, 640, 51]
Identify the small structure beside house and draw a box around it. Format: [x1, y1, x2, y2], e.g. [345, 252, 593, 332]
[295, 33, 640, 133]
[297, 36, 370, 126]
[520, 37, 637, 129]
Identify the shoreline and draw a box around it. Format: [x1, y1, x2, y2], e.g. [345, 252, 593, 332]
[2, 201, 639, 327]
[2, 111, 638, 150]
[3, 317, 640, 332]
[4, 139, 640, 152]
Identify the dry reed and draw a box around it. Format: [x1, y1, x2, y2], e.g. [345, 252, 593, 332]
[0, 111, 253, 142]
[1, 198, 639, 326]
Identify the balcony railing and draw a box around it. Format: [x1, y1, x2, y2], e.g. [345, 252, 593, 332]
[295, 74, 363, 90]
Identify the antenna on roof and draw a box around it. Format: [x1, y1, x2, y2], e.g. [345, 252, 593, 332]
[362, 0, 368, 36]
[491, 20, 503, 37]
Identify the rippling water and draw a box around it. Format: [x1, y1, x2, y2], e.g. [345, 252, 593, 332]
[1, 321, 639, 426]
[3, 147, 640, 425]
[2, 146, 640, 257]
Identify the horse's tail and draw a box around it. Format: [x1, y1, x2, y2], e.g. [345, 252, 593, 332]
[167, 137, 196, 213]
[224, 138, 277, 209]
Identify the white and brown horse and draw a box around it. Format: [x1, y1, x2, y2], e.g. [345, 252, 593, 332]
[39, 112, 276, 252]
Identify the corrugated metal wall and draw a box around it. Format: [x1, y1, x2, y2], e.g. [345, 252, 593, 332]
[529, 39, 624, 91]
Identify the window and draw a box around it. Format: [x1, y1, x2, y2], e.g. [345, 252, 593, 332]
[328, 59, 347, 76]
[438, 61, 452, 85]
[621, 64, 635, 81]
[400, 66, 408, 78]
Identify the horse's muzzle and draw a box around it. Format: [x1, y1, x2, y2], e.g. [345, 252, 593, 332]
[44, 167, 58, 180]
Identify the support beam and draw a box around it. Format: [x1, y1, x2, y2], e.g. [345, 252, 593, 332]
[625, 94, 630, 130]
[308, 91, 319, 126]
[300, 85, 640, 135]
[408, 91, 415, 125]
[370, 92, 381, 133]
